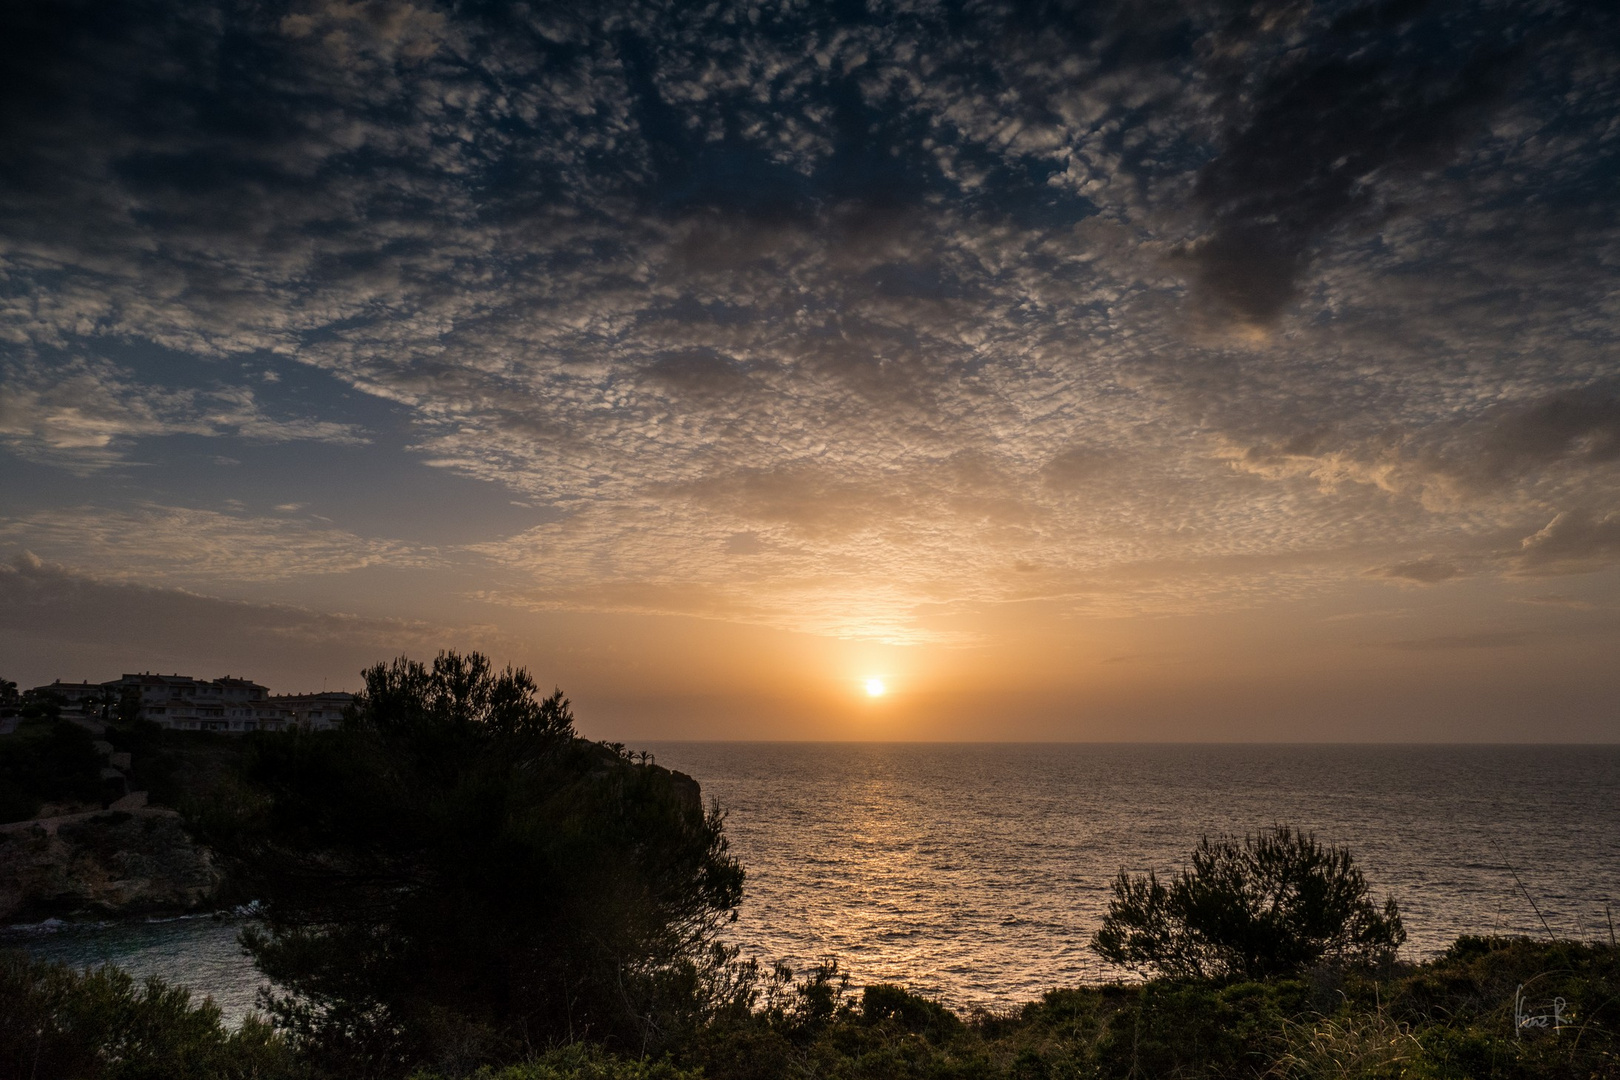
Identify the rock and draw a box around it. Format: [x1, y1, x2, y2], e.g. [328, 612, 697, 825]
[582, 744, 704, 820]
[0, 808, 223, 923]
[669, 770, 704, 817]
[33, 802, 98, 818]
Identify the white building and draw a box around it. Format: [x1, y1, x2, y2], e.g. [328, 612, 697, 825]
[90, 673, 351, 733]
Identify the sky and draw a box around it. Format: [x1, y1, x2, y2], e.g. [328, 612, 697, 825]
[2, 0, 1618, 741]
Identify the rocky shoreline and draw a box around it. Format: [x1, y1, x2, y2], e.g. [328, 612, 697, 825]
[0, 806, 224, 924]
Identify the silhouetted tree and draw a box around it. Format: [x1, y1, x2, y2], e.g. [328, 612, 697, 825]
[210, 651, 744, 1077]
[1091, 825, 1404, 981]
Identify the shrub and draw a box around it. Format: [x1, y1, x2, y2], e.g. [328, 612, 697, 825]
[1091, 825, 1405, 981]
[0, 950, 301, 1080]
[407, 1043, 704, 1080]
[861, 984, 962, 1041]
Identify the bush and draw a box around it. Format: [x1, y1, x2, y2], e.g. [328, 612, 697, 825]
[0, 950, 301, 1080]
[1091, 825, 1405, 981]
[861, 984, 962, 1041]
[207, 652, 745, 1077]
[408, 1043, 704, 1080]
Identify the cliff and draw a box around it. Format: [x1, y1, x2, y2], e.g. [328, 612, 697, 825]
[0, 807, 224, 923]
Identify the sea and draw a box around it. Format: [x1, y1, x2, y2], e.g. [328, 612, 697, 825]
[7, 743, 1618, 1022]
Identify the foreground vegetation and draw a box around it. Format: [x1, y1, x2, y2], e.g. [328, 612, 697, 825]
[1092, 826, 1406, 982]
[6, 655, 1615, 1077]
[4, 936, 1616, 1079]
[0, 952, 296, 1080]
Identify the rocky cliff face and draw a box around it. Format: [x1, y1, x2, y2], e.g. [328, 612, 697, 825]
[0, 808, 223, 923]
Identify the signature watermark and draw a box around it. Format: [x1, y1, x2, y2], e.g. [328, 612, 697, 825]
[1514, 983, 1569, 1037]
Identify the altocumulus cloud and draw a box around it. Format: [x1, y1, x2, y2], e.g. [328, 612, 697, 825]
[0, 506, 433, 584]
[1, 0, 1618, 640]
[0, 355, 364, 470]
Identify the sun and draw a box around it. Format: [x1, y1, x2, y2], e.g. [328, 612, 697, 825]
[864, 677, 886, 697]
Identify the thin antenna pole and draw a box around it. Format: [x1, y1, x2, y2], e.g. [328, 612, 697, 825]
[1490, 834, 1554, 940]
[1606, 903, 1616, 948]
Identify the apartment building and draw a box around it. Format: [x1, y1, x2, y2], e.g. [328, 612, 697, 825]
[267, 691, 352, 731]
[25, 680, 111, 712]
[25, 673, 351, 733]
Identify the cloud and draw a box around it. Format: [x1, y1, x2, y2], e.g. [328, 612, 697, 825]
[1223, 386, 1620, 515]
[0, 550, 430, 645]
[1185, 16, 1522, 329]
[278, 1, 451, 67]
[0, 505, 431, 583]
[1369, 557, 1463, 584]
[1322, 607, 1412, 623]
[0, 355, 365, 469]
[1, 0, 1617, 640]
[1041, 446, 1117, 490]
[1476, 391, 1620, 478]
[1517, 509, 1620, 574]
[0, 551, 489, 688]
[638, 348, 761, 401]
[1380, 629, 1531, 651]
[1513, 593, 1594, 610]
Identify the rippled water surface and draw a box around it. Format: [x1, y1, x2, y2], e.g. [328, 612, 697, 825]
[645, 743, 1620, 1007]
[8, 743, 1619, 1016]
[5, 914, 265, 1023]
